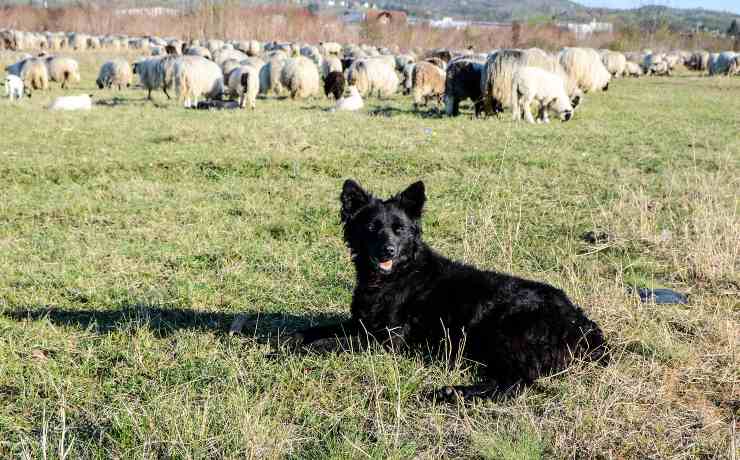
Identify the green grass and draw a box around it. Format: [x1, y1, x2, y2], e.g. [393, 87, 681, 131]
[1, 50, 738, 459]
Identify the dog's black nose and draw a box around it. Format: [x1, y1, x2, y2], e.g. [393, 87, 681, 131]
[384, 245, 396, 257]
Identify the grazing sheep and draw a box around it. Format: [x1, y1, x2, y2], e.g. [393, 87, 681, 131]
[601, 50, 626, 77]
[48, 94, 93, 111]
[482, 49, 581, 116]
[644, 53, 671, 76]
[185, 45, 212, 60]
[280, 56, 320, 99]
[624, 61, 643, 77]
[411, 61, 446, 109]
[265, 54, 288, 95]
[395, 54, 416, 72]
[511, 67, 573, 124]
[424, 57, 446, 70]
[686, 51, 710, 72]
[3, 74, 25, 100]
[68, 33, 89, 51]
[321, 56, 342, 79]
[227, 65, 259, 109]
[347, 58, 399, 98]
[96, 59, 132, 90]
[336, 85, 363, 111]
[133, 56, 169, 100]
[558, 47, 611, 93]
[320, 42, 342, 55]
[20, 58, 49, 92]
[324, 70, 345, 100]
[444, 58, 485, 117]
[46, 57, 80, 89]
[709, 52, 739, 76]
[174, 56, 224, 108]
[212, 48, 248, 67]
[221, 58, 241, 82]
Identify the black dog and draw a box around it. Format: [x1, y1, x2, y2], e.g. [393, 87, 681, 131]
[294, 180, 607, 400]
[324, 71, 346, 100]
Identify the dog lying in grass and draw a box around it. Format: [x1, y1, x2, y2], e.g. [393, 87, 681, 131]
[293, 179, 608, 400]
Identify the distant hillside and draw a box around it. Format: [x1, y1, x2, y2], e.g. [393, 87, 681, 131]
[380, 0, 740, 32]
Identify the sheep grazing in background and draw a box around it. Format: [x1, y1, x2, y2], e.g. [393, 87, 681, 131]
[643, 53, 671, 76]
[221, 58, 241, 82]
[347, 58, 399, 97]
[227, 65, 259, 109]
[68, 33, 89, 51]
[686, 51, 710, 72]
[96, 59, 132, 90]
[46, 57, 81, 89]
[601, 50, 626, 77]
[280, 56, 320, 99]
[173, 56, 224, 108]
[624, 61, 643, 77]
[48, 94, 93, 111]
[558, 47, 611, 93]
[319, 41, 342, 56]
[3, 74, 25, 100]
[133, 57, 166, 100]
[20, 58, 49, 92]
[185, 45, 212, 60]
[265, 54, 288, 95]
[212, 48, 248, 67]
[411, 61, 446, 109]
[511, 67, 573, 124]
[709, 52, 739, 76]
[444, 58, 485, 117]
[324, 70, 345, 100]
[482, 49, 581, 117]
[335, 85, 363, 111]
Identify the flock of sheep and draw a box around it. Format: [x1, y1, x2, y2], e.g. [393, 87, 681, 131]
[2, 28, 740, 119]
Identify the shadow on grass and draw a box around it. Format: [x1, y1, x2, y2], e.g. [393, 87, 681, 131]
[1, 304, 346, 341]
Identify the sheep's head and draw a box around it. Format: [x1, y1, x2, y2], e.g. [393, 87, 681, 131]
[554, 96, 574, 122]
[95, 78, 104, 89]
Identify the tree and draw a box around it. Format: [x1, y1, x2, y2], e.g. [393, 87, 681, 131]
[728, 19, 740, 37]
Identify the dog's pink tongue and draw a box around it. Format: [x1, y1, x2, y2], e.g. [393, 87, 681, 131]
[379, 260, 393, 271]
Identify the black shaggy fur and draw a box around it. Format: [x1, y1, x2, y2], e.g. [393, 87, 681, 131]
[295, 180, 608, 400]
[324, 70, 346, 100]
[445, 58, 485, 117]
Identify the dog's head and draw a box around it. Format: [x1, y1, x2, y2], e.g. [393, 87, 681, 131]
[340, 179, 425, 276]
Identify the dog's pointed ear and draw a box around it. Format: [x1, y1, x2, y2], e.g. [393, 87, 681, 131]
[397, 181, 426, 220]
[341, 179, 370, 223]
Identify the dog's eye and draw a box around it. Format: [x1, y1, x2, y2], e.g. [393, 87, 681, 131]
[366, 223, 376, 232]
[392, 223, 404, 233]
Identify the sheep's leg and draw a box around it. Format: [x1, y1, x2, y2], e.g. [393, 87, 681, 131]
[239, 93, 246, 109]
[523, 97, 536, 124]
[163, 87, 171, 100]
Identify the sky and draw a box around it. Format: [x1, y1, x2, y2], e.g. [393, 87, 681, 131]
[578, 0, 740, 14]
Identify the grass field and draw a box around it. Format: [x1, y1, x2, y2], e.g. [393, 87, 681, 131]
[0, 50, 738, 459]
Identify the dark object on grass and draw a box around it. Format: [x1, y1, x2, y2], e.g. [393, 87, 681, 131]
[581, 230, 613, 244]
[292, 179, 608, 401]
[194, 100, 239, 110]
[324, 70, 345, 100]
[634, 288, 688, 305]
[444, 58, 485, 117]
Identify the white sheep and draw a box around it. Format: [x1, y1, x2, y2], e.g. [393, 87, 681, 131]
[228, 65, 259, 109]
[336, 85, 363, 111]
[280, 56, 320, 99]
[347, 58, 399, 97]
[20, 58, 49, 92]
[601, 50, 627, 77]
[321, 56, 342, 79]
[624, 61, 643, 77]
[96, 59, 133, 90]
[511, 66, 574, 124]
[558, 47, 611, 93]
[48, 94, 93, 111]
[3, 74, 24, 100]
[173, 56, 224, 108]
[46, 57, 81, 89]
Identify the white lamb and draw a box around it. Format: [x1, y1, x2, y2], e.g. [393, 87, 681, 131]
[511, 67, 574, 124]
[4, 74, 24, 100]
[335, 85, 363, 111]
[48, 94, 93, 111]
